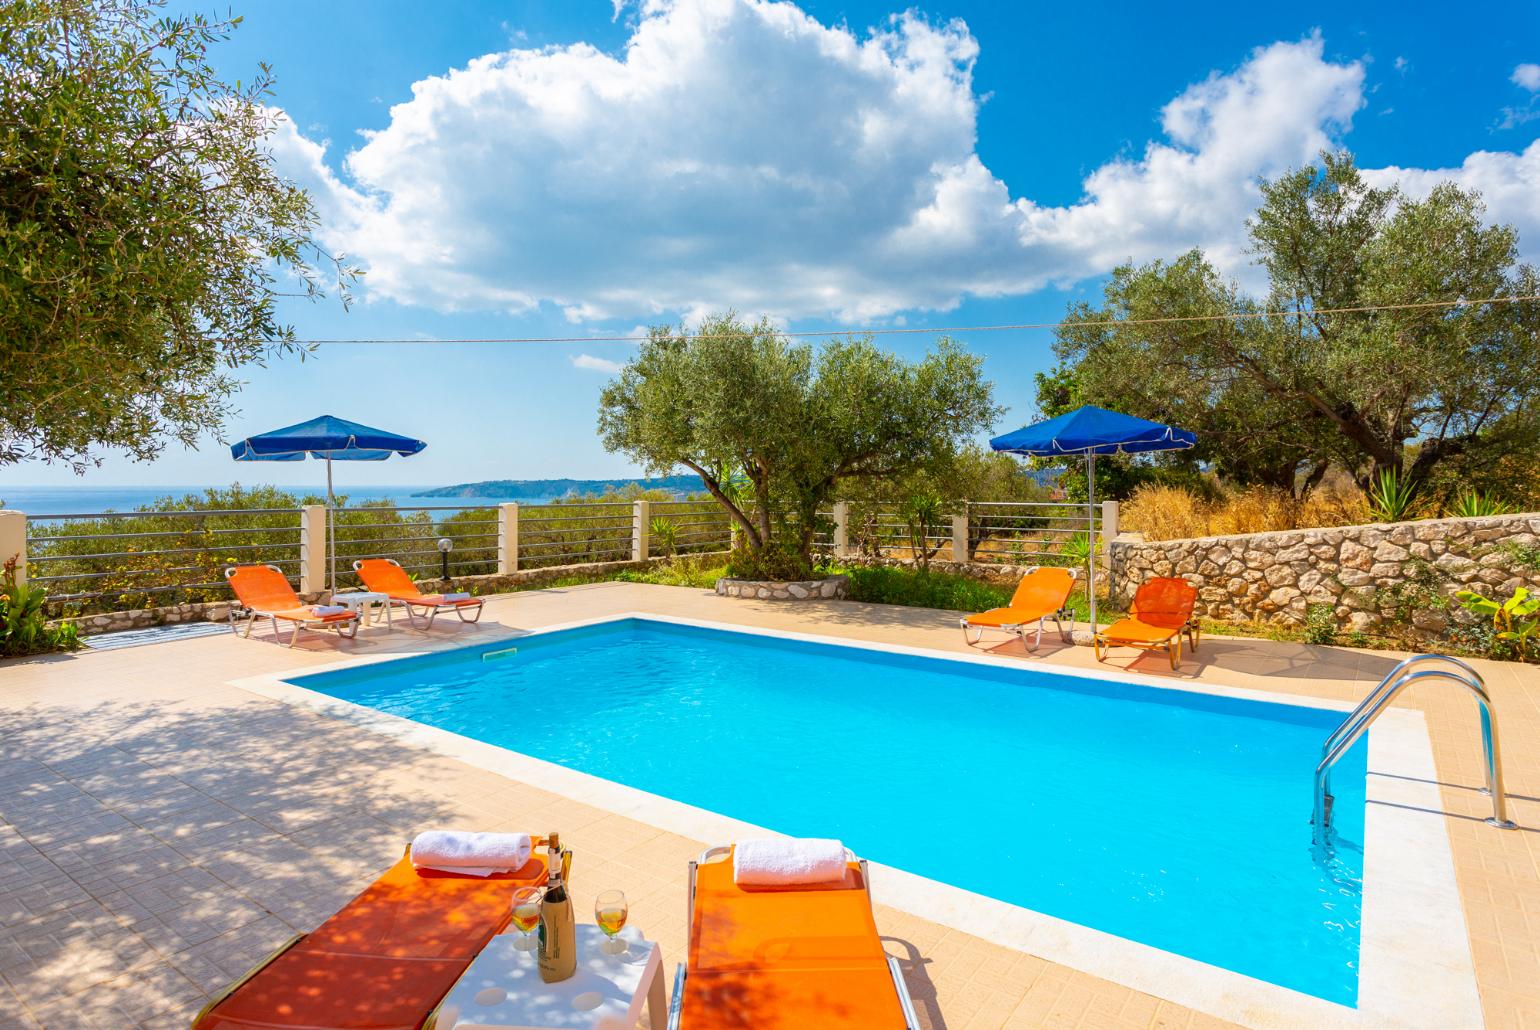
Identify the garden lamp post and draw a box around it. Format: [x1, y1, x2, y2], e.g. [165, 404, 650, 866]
[438, 537, 453, 582]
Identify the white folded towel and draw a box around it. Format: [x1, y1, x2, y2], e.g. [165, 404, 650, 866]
[733, 837, 848, 887]
[311, 605, 349, 617]
[411, 831, 533, 876]
[442, 592, 473, 602]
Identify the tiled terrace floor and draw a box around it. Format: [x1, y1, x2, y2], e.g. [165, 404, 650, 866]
[1, 582, 1537, 1029]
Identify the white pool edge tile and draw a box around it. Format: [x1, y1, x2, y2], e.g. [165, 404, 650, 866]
[230, 612, 1483, 1030]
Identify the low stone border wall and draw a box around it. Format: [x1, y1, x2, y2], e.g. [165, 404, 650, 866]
[1108, 512, 1540, 633]
[716, 575, 849, 600]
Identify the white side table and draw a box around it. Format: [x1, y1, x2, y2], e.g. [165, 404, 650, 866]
[433, 925, 665, 1030]
[329, 590, 394, 629]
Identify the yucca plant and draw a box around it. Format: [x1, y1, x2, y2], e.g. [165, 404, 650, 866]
[1367, 467, 1419, 523]
[1449, 491, 1513, 518]
[649, 516, 679, 557]
[1059, 531, 1099, 563]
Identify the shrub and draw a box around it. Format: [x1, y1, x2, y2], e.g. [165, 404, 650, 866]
[724, 541, 817, 581]
[1, 556, 80, 656]
[1304, 603, 1337, 645]
[842, 566, 1010, 612]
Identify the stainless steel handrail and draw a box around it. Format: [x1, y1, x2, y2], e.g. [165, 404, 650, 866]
[1313, 654, 1516, 844]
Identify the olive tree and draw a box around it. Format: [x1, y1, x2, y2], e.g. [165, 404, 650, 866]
[1047, 152, 1540, 502]
[597, 314, 1000, 577]
[0, 0, 355, 470]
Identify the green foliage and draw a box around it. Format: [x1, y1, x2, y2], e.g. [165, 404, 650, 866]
[724, 540, 819, 582]
[614, 555, 725, 589]
[1047, 151, 1540, 500]
[1449, 491, 1514, 518]
[1372, 559, 1448, 623]
[648, 516, 679, 557]
[1455, 585, 1540, 659]
[1057, 532, 1098, 564]
[1304, 603, 1337, 645]
[1, 554, 78, 655]
[1367, 468, 1419, 522]
[0, 0, 356, 470]
[841, 566, 1010, 613]
[598, 313, 1000, 578]
[1500, 541, 1540, 572]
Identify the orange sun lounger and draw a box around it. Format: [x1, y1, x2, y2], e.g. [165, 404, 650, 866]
[667, 845, 919, 1030]
[191, 840, 551, 1030]
[353, 557, 485, 628]
[960, 566, 1076, 651]
[1094, 576, 1200, 670]
[225, 564, 360, 648]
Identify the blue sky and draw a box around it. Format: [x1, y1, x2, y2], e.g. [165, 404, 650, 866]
[9, 0, 1539, 488]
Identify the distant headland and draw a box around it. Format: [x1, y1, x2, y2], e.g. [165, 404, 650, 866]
[413, 475, 706, 499]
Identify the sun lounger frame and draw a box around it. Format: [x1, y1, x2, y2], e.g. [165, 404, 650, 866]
[352, 557, 485, 628]
[960, 566, 1077, 652]
[667, 845, 920, 1030]
[224, 564, 360, 648]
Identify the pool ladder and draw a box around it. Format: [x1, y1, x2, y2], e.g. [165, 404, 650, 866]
[1313, 653, 1517, 845]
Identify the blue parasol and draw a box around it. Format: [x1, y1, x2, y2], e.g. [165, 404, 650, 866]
[231, 415, 427, 590]
[991, 406, 1195, 629]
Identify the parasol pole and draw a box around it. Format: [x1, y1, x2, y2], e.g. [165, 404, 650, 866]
[326, 456, 335, 594]
[1085, 452, 1097, 631]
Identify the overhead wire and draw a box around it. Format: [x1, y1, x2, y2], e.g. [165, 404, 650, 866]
[237, 292, 1540, 346]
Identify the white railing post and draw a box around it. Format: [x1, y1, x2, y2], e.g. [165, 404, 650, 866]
[1100, 500, 1119, 569]
[952, 512, 969, 563]
[299, 505, 327, 595]
[832, 501, 849, 557]
[498, 502, 519, 575]
[632, 499, 650, 561]
[0, 510, 26, 587]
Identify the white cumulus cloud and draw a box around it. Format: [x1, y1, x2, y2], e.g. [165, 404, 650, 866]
[570, 353, 626, 373]
[270, 1, 1540, 323]
[1514, 63, 1540, 92]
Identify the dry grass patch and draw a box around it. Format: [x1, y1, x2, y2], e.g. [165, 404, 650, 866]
[1122, 484, 1370, 542]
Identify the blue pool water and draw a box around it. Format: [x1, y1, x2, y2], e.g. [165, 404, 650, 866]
[289, 618, 1367, 1004]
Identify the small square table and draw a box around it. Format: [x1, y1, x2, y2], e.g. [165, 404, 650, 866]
[433, 925, 666, 1030]
[328, 590, 395, 629]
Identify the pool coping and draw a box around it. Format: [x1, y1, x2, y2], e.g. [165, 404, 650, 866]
[229, 611, 1483, 1030]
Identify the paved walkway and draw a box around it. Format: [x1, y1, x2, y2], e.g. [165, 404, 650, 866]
[0, 583, 1536, 1028]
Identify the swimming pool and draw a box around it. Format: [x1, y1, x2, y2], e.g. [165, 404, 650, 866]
[288, 617, 1368, 1005]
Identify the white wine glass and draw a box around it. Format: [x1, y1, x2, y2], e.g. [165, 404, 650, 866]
[595, 889, 629, 955]
[510, 885, 545, 952]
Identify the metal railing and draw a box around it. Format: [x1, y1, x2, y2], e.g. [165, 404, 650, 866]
[7, 495, 1118, 619]
[24, 509, 304, 609]
[1313, 653, 1516, 845]
[330, 504, 500, 586]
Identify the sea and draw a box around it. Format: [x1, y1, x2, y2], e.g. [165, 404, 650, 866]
[0, 484, 563, 518]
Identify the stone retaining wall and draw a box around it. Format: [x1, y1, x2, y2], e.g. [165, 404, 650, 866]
[1108, 513, 1540, 633]
[715, 575, 849, 600]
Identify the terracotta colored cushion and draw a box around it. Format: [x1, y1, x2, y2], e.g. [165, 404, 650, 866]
[1098, 617, 1181, 644]
[1128, 577, 1197, 629]
[690, 859, 885, 972]
[680, 966, 907, 1030]
[195, 850, 546, 1030]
